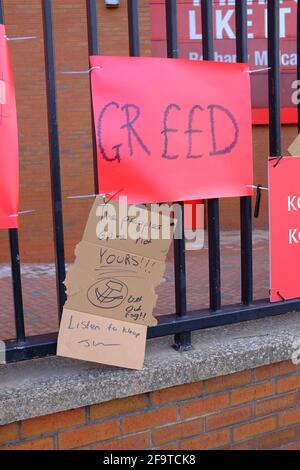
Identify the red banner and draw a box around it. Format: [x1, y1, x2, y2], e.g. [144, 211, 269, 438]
[90, 56, 253, 204]
[269, 157, 300, 302]
[149, 0, 298, 125]
[0, 24, 19, 229]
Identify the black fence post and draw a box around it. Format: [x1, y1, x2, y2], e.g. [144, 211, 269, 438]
[165, 0, 191, 351]
[42, 0, 66, 318]
[236, 1, 253, 306]
[268, 0, 281, 158]
[0, 0, 26, 343]
[201, 0, 221, 313]
[127, 0, 140, 57]
[86, 0, 99, 194]
[9, 229, 26, 342]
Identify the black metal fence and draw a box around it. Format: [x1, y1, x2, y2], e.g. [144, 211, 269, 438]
[1, 0, 299, 363]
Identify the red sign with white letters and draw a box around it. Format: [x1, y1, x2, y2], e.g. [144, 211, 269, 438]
[90, 55, 253, 204]
[269, 157, 300, 302]
[0, 24, 19, 229]
[149, 0, 298, 124]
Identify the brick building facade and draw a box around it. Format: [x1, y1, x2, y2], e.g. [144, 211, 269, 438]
[2, 360, 300, 450]
[0, 0, 297, 263]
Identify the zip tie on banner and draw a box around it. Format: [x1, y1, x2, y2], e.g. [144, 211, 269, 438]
[68, 189, 123, 201]
[5, 36, 37, 41]
[277, 291, 286, 302]
[68, 193, 108, 200]
[244, 67, 271, 74]
[9, 210, 36, 218]
[254, 185, 263, 219]
[61, 66, 101, 75]
[269, 155, 284, 168]
[246, 185, 268, 191]
[247, 183, 269, 220]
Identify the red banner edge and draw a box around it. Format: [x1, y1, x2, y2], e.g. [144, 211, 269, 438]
[253, 108, 297, 126]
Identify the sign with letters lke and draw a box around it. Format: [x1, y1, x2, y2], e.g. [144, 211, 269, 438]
[0, 24, 19, 228]
[269, 157, 300, 302]
[90, 56, 253, 204]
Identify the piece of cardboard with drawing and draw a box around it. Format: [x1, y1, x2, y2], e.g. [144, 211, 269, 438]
[64, 267, 158, 327]
[57, 196, 176, 370]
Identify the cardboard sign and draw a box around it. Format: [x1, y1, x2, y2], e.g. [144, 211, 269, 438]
[57, 309, 147, 370]
[90, 56, 253, 204]
[83, 195, 176, 260]
[58, 197, 175, 369]
[288, 133, 300, 157]
[71, 242, 166, 287]
[64, 196, 176, 327]
[269, 157, 300, 302]
[57, 196, 176, 369]
[0, 25, 19, 229]
[65, 266, 158, 326]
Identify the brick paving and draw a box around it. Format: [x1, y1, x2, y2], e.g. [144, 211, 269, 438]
[0, 230, 269, 340]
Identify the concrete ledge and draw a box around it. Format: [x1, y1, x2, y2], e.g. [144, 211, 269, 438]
[1, 311, 300, 425]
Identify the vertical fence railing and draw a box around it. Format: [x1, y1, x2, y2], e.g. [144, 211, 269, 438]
[268, 0, 281, 158]
[9, 230, 26, 342]
[201, 0, 221, 313]
[127, 0, 140, 57]
[0, 0, 26, 343]
[3, 0, 300, 363]
[86, 0, 99, 194]
[165, 0, 191, 351]
[42, 0, 66, 317]
[236, 0, 253, 307]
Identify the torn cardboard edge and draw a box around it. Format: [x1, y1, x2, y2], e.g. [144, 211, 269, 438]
[58, 196, 175, 369]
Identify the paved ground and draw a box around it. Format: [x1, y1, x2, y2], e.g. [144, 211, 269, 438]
[0, 230, 269, 340]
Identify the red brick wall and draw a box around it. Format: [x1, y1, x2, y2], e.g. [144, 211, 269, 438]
[1, 360, 300, 450]
[0, 0, 297, 262]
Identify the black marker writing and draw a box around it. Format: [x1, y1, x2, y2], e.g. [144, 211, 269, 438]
[98, 248, 139, 268]
[98, 101, 122, 162]
[162, 103, 181, 160]
[208, 104, 239, 156]
[121, 104, 150, 157]
[98, 101, 240, 161]
[98, 101, 150, 163]
[78, 339, 120, 348]
[185, 105, 203, 159]
[68, 315, 100, 331]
